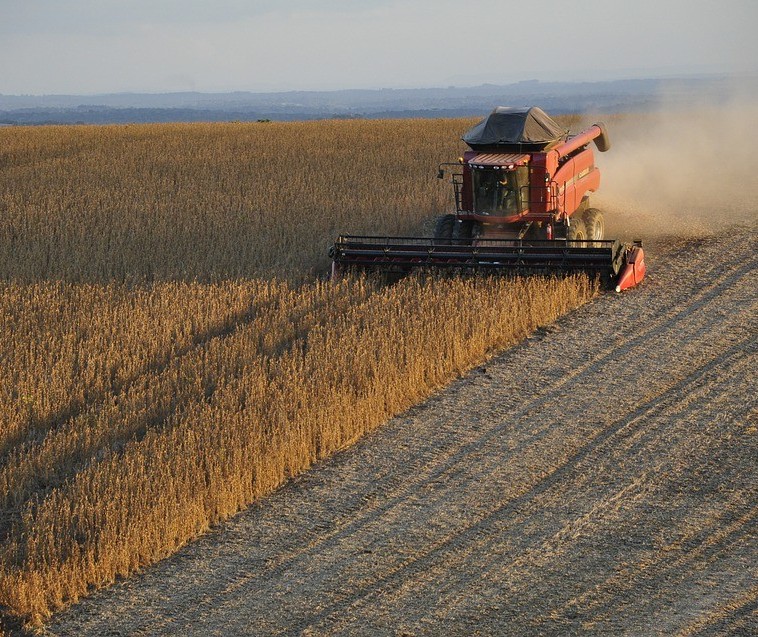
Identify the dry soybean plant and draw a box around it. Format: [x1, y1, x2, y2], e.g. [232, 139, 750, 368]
[0, 118, 595, 629]
[0, 119, 462, 282]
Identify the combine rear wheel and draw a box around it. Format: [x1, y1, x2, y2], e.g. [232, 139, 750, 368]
[583, 208, 605, 240]
[568, 218, 587, 241]
[434, 214, 455, 245]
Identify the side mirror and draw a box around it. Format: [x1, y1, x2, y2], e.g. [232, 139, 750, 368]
[437, 168, 444, 179]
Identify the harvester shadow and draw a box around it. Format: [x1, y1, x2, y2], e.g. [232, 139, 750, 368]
[0, 291, 342, 542]
[2, 300, 254, 459]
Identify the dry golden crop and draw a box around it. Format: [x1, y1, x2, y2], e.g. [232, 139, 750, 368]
[0, 117, 595, 630]
[0, 120, 467, 282]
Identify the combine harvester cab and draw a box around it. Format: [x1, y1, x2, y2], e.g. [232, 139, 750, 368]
[330, 106, 646, 292]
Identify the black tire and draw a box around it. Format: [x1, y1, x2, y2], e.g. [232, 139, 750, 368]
[433, 214, 455, 244]
[583, 208, 605, 240]
[454, 219, 476, 245]
[567, 217, 587, 241]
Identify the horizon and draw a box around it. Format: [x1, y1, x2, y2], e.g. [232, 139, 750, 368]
[3, 73, 754, 127]
[0, 72, 750, 100]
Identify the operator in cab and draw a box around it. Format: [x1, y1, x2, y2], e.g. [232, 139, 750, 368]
[498, 176, 517, 213]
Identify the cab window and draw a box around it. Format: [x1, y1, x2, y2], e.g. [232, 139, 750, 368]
[472, 168, 523, 215]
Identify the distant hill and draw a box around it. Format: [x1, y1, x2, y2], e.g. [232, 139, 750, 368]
[0, 75, 753, 125]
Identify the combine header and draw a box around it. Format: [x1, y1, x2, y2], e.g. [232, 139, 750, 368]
[330, 107, 646, 291]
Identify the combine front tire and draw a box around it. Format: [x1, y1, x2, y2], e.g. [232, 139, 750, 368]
[568, 218, 587, 241]
[583, 208, 605, 240]
[434, 214, 455, 245]
[455, 219, 476, 245]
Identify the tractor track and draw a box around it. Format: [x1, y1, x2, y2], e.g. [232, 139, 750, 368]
[47, 227, 757, 636]
[248, 240, 755, 585]
[681, 588, 758, 637]
[287, 341, 756, 636]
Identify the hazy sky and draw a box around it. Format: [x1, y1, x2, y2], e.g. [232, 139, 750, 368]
[2, 0, 756, 95]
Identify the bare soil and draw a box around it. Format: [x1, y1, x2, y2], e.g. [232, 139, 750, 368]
[46, 228, 757, 636]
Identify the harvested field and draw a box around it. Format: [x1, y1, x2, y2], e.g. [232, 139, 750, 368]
[46, 227, 757, 636]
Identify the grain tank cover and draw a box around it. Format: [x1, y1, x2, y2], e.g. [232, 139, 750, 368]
[463, 106, 567, 150]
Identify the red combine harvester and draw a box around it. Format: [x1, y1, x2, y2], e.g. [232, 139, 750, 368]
[330, 107, 645, 292]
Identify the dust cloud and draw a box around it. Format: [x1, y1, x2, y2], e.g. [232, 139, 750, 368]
[591, 84, 758, 240]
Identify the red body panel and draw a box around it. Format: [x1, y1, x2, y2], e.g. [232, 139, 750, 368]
[551, 148, 599, 221]
[461, 161, 473, 211]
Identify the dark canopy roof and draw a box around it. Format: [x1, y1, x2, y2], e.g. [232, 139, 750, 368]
[462, 106, 567, 150]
